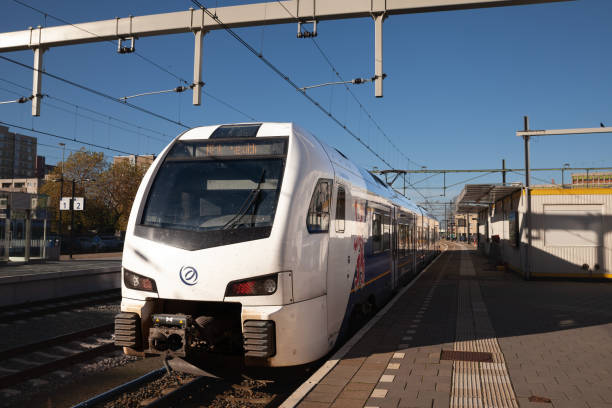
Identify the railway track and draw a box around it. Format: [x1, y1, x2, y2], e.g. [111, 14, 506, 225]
[0, 289, 121, 323]
[0, 324, 116, 389]
[71, 368, 206, 408]
[69, 361, 313, 408]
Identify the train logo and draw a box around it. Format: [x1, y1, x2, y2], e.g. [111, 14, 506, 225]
[179, 266, 199, 286]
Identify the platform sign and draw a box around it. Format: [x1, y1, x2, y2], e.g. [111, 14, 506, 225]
[73, 197, 84, 211]
[60, 197, 71, 211]
[60, 197, 85, 211]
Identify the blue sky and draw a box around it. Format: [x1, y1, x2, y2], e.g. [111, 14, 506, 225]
[1, 0, 611, 210]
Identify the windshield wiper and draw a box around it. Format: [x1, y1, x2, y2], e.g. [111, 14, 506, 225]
[222, 170, 266, 230]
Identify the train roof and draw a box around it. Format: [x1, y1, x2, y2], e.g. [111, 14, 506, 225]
[179, 122, 436, 221]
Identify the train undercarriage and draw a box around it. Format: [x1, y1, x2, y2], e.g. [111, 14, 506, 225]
[114, 299, 276, 376]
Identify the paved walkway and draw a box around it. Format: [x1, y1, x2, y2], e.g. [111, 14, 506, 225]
[297, 243, 612, 408]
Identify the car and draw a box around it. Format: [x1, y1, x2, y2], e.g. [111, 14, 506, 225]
[99, 235, 123, 251]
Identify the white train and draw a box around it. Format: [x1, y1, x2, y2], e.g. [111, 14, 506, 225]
[114, 122, 439, 371]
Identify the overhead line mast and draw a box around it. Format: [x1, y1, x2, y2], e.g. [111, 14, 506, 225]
[0, 0, 570, 116]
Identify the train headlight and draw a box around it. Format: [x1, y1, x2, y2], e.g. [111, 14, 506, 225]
[124, 269, 158, 293]
[225, 274, 278, 297]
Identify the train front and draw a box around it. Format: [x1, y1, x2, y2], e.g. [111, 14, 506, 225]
[114, 123, 323, 370]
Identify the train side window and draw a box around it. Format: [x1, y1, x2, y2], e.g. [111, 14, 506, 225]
[372, 213, 382, 253]
[307, 179, 332, 233]
[398, 224, 406, 256]
[335, 186, 345, 233]
[382, 215, 390, 251]
[407, 226, 412, 251]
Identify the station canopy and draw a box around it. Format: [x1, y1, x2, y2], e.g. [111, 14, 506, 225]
[455, 184, 523, 214]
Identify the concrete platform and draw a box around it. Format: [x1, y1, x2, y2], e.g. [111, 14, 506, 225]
[283, 243, 612, 408]
[0, 259, 121, 307]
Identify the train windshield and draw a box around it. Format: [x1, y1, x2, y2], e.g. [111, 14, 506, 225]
[141, 138, 287, 235]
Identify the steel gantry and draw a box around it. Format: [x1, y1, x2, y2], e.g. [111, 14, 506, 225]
[0, 0, 570, 116]
[375, 166, 612, 196]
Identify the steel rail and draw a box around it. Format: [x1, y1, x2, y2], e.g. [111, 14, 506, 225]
[0, 323, 114, 360]
[140, 376, 208, 408]
[0, 342, 117, 388]
[0, 289, 120, 323]
[70, 368, 168, 408]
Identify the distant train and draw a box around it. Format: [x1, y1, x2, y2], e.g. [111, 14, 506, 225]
[114, 122, 439, 370]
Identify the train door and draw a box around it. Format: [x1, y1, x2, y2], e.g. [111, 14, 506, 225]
[391, 207, 399, 289]
[326, 183, 353, 343]
[411, 216, 417, 274]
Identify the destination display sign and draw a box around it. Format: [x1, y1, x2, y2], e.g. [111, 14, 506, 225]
[168, 138, 286, 160]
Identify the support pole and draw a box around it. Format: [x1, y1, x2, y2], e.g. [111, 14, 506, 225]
[502, 159, 506, 185]
[523, 115, 531, 280]
[444, 202, 447, 239]
[32, 47, 44, 116]
[524, 116, 530, 187]
[587, 168, 590, 187]
[192, 30, 205, 106]
[24, 210, 31, 262]
[561, 167, 565, 186]
[443, 172, 446, 196]
[42, 218, 47, 261]
[4, 218, 10, 261]
[374, 13, 384, 98]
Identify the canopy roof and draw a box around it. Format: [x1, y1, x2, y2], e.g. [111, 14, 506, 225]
[455, 184, 522, 213]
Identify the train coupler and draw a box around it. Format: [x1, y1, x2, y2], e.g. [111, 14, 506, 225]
[148, 314, 192, 357]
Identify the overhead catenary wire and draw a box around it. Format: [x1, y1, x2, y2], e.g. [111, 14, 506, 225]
[189, 0, 393, 169]
[299, 77, 374, 91]
[0, 120, 135, 155]
[203, 90, 257, 121]
[272, 1, 425, 170]
[509, 170, 559, 186]
[410, 172, 440, 186]
[10, 0, 258, 123]
[441, 171, 498, 189]
[0, 54, 191, 129]
[309, 38, 426, 170]
[1, 133, 102, 156]
[11, 0, 189, 86]
[0, 84, 169, 146]
[0, 95, 32, 104]
[43, 99, 168, 144]
[12, 0, 389, 168]
[119, 85, 194, 102]
[0, 78, 171, 140]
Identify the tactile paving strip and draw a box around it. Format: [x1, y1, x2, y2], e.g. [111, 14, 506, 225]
[450, 251, 518, 408]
